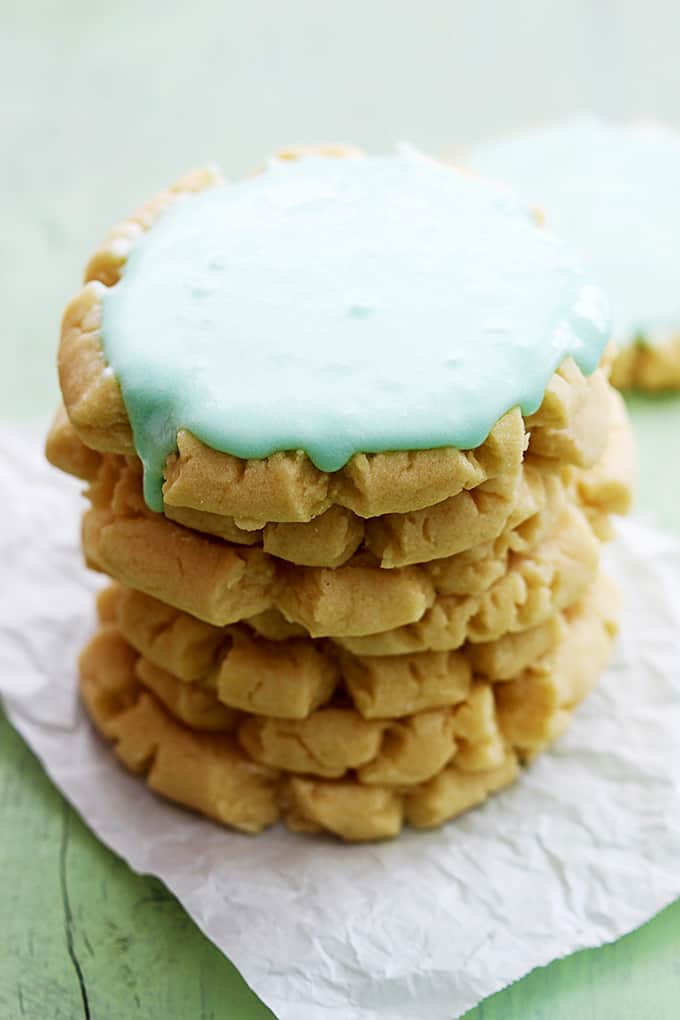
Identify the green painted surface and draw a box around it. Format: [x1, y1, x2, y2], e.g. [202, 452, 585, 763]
[0, 713, 273, 1020]
[1, 396, 679, 1019]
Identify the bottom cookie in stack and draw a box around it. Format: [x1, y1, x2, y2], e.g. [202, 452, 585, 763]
[79, 574, 619, 841]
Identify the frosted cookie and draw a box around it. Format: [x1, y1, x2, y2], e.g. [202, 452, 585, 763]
[48, 383, 623, 568]
[57, 149, 611, 534]
[78, 392, 631, 637]
[468, 118, 680, 390]
[78, 575, 617, 840]
[53, 350, 611, 533]
[49, 382, 633, 598]
[51, 410, 531, 569]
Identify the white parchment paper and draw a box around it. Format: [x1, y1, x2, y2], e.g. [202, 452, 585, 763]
[2, 425, 680, 1020]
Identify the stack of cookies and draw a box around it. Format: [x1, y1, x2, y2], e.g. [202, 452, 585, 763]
[46, 149, 634, 841]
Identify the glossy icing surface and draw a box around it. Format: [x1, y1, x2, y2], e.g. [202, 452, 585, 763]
[101, 154, 609, 510]
[470, 117, 680, 347]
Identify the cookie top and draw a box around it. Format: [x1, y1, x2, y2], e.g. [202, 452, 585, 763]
[469, 117, 680, 348]
[101, 153, 609, 510]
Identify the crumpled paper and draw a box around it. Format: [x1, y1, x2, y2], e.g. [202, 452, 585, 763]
[2, 424, 680, 1020]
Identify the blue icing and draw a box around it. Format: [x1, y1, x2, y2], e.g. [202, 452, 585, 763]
[101, 153, 610, 511]
[470, 117, 680, 344]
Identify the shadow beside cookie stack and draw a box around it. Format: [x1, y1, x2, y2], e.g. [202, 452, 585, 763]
[46, 153, 634, 841]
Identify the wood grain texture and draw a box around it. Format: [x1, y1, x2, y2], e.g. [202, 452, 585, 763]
[2, 406, 680, 1019]
[0, 713, 274, 1020]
